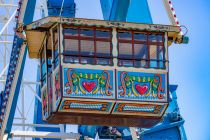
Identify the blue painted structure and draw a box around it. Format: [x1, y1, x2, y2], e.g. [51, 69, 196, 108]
[78, 0, 187, 139]
[2, 0, 37, 135]
[100, 0, 152, 23]
[100, 0, 130, 21]
[47, 0, 75, 17]
[138, 85, 187, 140]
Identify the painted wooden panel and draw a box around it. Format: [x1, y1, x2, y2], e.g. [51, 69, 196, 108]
[54, 70, 62, 108]
[47, 74, 53, 115]
[59, 99, 114, 114]
[112, 103, 167, 116]
[117, 70, 167, 102]
[42, 89, 49, 119]
[63, 68, 115, 99]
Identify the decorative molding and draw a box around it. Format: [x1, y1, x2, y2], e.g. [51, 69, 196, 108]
[112, 103, 166, 116]
[59, 99, 113, 114]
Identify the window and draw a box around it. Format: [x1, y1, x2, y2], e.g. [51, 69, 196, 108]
[53, 28, 59, 69]
[117, 30, 165, 69]
[40, 47, 46, 87]
[63, 26, 113, 66]
[46, 33, 52, 74]
[134, 44, 148, 68]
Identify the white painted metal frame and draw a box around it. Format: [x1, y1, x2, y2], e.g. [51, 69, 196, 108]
[0, 1, 20, 139]
[10, 131, 80, 139]
[162, 0, 183, 35]
[0, 0, 79, 139]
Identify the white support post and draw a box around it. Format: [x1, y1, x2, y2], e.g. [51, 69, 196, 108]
[21, 84, 25, 140]
[0, 41, 14, 44]
[130, 127, 138, 140]
[2, 133, 8, 140]
[0, 4, 18, 7]
[11, 131, 80, 139]
[13, 123, 61, 128]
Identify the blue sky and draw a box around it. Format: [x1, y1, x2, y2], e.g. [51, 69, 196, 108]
[74, 0, 210, 139]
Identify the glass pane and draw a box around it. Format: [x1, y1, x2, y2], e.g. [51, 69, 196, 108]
[80, 29, 94, 37]
[118, 31, 132, 40]
[41, 62, 46, 86]
[41, 63, 46, 77]
[157, 34, 163, 42]
[54, 57, 59, 68]
[42, 78, 46, 86]
[47, 58, 52, 73]
[119, 60, 133, 67]
[159, 60, 165, 69]
[134, 44, 148, 59]
[53, 29, 59, 68]
[64, 39, 79, 55]
[81, 57, 95, 64]
[150, 45, 158, 68]
[41, 50, 45, 64]
[134, 33, 147, 41]
[54, 49, 58, 58]
[118, 43, 132, 59]
[134, 60, 147, 68]
[150, 45, 157, 59]
[158, 46, 164, 60]
[96, 30, 111, 38]
[96, 58, 111, 65]
[158, 46, 165, 69]
[96, 41, 111, 57]
[80, 40, 94, 56]
[148, 34, 157, 42]
[150, 60, 158, 68]
[64, 56, 79, 63]
[64, 28, 78, 36]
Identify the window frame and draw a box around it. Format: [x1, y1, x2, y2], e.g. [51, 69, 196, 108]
[63, 26, 113, 66]
[117, 29, 166, 69]
[52, 26, 59, 69]
[40, 44, 47, 87]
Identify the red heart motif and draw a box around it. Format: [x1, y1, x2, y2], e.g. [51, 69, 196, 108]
[135, 85, 148, 95]
[82, 81, 96, 92]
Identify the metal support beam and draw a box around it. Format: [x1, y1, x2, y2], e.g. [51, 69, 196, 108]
[13, 123, 61, 128]
[100, 0, 130, 21]
[25, 84, 42, 102]
[126, 0, 152, 23]
[11, 131, 80, 139]
[0, 4, 18, 7]
[0, 41, 14, 44]
[0, 10, 16, 36]
[100, 0, 152, 23]
[0, 64, 8, 78]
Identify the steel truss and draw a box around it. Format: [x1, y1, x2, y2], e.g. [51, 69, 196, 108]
[0, 0, 79, 139]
